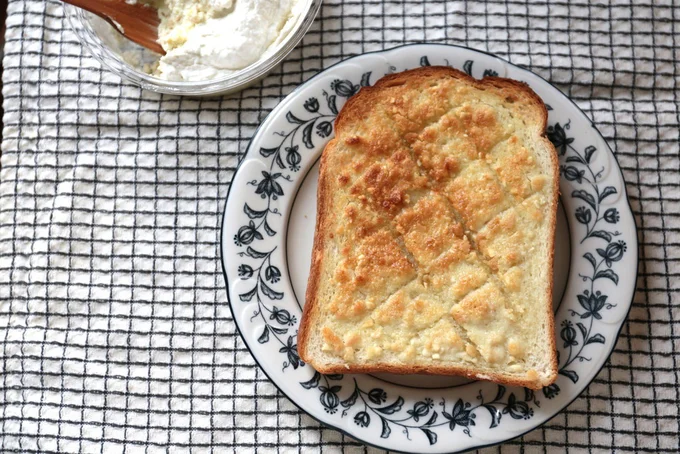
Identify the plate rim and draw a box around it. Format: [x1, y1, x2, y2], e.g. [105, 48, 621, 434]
[219, 43, 639, 453]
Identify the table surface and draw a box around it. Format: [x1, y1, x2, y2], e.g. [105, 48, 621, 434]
[0, 0, 7, 147]
[0, 1, 679, 453]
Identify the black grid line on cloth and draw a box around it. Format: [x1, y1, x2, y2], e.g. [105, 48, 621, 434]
[0, 0, 678, 453]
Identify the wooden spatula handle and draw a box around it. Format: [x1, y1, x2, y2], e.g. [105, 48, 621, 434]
[62, 0, 165, 55]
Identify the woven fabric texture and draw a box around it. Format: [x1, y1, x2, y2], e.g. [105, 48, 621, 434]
[0, 0, 678, 452]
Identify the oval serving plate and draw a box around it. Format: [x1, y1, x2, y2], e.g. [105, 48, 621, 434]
[220, 44, 637, 453]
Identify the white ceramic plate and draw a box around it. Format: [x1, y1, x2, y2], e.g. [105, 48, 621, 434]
[220, 44, 638, 453]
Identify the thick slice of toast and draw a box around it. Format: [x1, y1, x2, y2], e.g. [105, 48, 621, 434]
[297, 66, 559, 389]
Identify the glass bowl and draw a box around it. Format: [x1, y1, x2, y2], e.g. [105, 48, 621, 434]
[63, 0, 321, 96]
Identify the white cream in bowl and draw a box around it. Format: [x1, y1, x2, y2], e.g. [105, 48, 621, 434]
[150, 0, 308, 81]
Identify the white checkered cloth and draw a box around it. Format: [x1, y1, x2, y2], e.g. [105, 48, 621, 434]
[1, 0, 678, 452]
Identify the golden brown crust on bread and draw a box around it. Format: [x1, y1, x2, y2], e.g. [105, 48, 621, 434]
[298, 66, 559, 389]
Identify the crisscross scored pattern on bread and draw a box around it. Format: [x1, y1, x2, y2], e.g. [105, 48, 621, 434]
[298, 67, 559, 389]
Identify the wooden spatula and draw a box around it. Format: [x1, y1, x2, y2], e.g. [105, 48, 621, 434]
[62, 0, 166, 55]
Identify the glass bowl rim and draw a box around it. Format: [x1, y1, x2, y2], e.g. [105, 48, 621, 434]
[63, 0, 322, 96]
